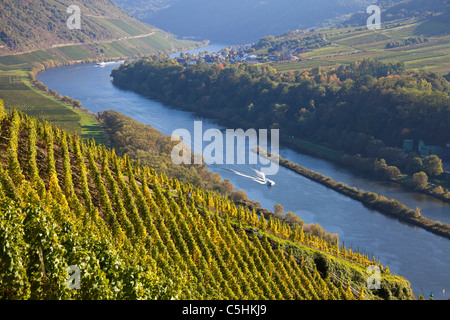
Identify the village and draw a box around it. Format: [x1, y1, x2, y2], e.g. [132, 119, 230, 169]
[174, 43, 305, 67]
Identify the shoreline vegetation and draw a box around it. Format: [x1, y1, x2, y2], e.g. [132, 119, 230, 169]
[255, 146, 450, 240]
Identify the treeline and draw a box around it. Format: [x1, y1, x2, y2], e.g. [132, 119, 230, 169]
[254, 33, 331, 52]
[386, 36, 429, 48]
[112, 56, 449, 148]
[0, 102, 413, 300]
[34, 79, 83, 109]
[111, 56, 449, 186]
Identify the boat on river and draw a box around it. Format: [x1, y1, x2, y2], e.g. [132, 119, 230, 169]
[96, 60, 125, 67]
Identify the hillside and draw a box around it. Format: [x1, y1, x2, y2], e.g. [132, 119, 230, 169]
[248, 3, 450, 75]
[342, 0, 450, 35]
[0, 100, 413, 300]
[113, 0, 377, 43]
[0, 0, 197, 55]
[0, 0, 204, 152]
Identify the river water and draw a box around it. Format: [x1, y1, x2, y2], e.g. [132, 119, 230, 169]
[37, 44, 450, 299]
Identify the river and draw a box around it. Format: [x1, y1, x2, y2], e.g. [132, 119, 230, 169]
[37, 44, 450, 299]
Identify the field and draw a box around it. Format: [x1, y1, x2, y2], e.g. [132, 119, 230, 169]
[57, 46, 93, 61]
[0, 51, 53, 68]
[270, 19, 450, 74]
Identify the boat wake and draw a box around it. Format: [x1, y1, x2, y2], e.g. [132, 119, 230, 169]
[224, 166, 275, 186]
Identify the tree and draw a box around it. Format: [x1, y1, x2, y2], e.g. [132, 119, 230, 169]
[229, 190, 248, 202]
[220, 179, 234, 195]
[284, 211, 304, 226]
[432, 186, 445, 195]
[423, 155, 443, 177]
[444, 72, 450, 82]
[259, 213, 268, 230]
[412, 172, 428, 190]
[405, 156, 423, 174]
[385, 166, 401, 179]
[273, 203, 284, 219]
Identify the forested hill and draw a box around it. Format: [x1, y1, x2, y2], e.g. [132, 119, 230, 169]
[0, 100, 413, 300]
[0, 0, 176, 55]
[111, 57, 450, 154]
[342, 0, 450, 35]
[113, 0, 377, 43]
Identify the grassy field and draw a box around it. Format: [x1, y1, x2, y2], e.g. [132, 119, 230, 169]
[0, 51, 54, 68]
[270, 18, 450, 74]
[56, 46, 93, 61]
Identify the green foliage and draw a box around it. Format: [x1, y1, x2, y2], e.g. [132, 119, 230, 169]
[0, 199, 30, 299]
[413, 172, 429, 190]
[422, 155, 444, 177]
[254, 33, 331, 51]
[0, 74, 82, 134]
[386, 36, 429, 48]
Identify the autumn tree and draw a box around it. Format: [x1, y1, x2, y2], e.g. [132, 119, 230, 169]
[422, 155, 443, 177]
[412, 172, 428, 190]
[274, 203, 284, 220]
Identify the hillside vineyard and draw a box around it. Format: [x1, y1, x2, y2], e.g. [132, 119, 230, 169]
[0, 100, 403, 300]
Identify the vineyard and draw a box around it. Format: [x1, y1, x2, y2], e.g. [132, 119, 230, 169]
[0, 74, 82, 135]
[0, 100, 413, 300]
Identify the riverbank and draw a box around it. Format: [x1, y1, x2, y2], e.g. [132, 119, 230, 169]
[256, 147, 450, 240]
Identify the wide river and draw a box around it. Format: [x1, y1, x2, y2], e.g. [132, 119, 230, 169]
[37, 44, 450, 299]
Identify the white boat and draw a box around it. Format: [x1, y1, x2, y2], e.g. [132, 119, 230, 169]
[96, 60, 125, 67]
[253, 169, 275, 186]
